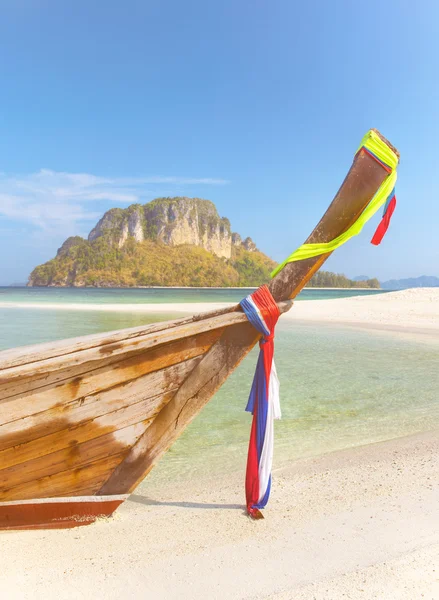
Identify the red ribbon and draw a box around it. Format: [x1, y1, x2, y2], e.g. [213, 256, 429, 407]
[371, 195, 396, 246]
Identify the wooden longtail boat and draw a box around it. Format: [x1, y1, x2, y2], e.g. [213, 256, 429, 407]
[0, 130, 399, 530]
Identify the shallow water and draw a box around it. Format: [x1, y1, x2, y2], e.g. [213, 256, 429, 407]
[0, 286, 386, 350]
[148, 320, 439, 486]
[0, 307, 180, 351]
[0, 286, 385, 305]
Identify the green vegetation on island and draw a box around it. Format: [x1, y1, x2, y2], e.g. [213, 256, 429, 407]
[307, 271, 380, 289]
[29, 237, 275, 287]
[28, 197, 380, 289]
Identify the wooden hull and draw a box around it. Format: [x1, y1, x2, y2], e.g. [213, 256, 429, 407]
[0, 131, 398, 529]
[0, 495, 127, 530]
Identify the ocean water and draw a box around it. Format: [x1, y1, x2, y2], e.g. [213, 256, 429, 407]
[1, 286, 437, 485]
[150, 320, 439, 486]
[0, 285, 384, 305]
[0, 286, 385, 350]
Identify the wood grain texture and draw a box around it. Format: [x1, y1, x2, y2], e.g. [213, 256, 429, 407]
[0, 422, 147, 495]
[0, 328, 222, 427]
[0, 378, 174, 453]
[0, 301, 290, 389]
[0, 306, 232, 370]
[0, 454, 125, 502]
[0, 308, 249, 383]
[0, 358, 200, 471]
[0, 354, 203, 501]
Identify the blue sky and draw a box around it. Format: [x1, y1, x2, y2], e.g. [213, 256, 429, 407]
[0, 0, 438, 284]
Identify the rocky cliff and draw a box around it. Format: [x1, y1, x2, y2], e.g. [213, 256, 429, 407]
[28, 197, 273, 288]
[87, 197, 257, 259]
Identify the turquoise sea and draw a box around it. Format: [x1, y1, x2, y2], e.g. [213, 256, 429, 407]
[0, 286, 438, 485]
[0, 286, 384, 350]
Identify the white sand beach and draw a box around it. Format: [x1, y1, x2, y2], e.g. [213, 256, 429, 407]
[2, 431, 438, 600]
[291, 288, 439, 332]
[2, 288, 438, 599]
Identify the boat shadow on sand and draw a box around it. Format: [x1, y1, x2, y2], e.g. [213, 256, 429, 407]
[128, 494, 244, 512]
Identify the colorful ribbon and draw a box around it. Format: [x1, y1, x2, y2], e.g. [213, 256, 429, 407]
[271, 129, 399, 277]
[371, 190, 397, 246]
[240, 285, 281, 519]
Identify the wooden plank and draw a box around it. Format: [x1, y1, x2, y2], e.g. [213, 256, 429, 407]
[0, 378, 176, 452]
[1, 454, 125, 502]
[0, 358, 200, 470]
[0, 336, 198, 402]
[0, 496, 125, 530]
[0, 403, 149, 475]
[0, 328, 222, 426]
[0, 354, 117, 403]
[0, 309, 247, 382]
[99, 135, 396, 496]
[0, 422, 147, 501]
[0, 301, 290, 385]
[0, 306, 230, 370]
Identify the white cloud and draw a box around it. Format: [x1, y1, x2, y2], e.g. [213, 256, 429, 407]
[0, 169, 229, 237]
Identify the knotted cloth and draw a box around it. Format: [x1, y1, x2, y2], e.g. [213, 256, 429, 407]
[240, 285, 281, 518]
[271, 129, 399, 277]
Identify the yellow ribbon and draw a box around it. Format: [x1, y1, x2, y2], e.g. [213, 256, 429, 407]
[271, 130, 399, 278]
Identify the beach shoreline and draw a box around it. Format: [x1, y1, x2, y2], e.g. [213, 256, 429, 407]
[1, 288, 437, 333]
[1, 288, 438, 599]
[7, 285, 384, 290]
[2, 429, 438, 599]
